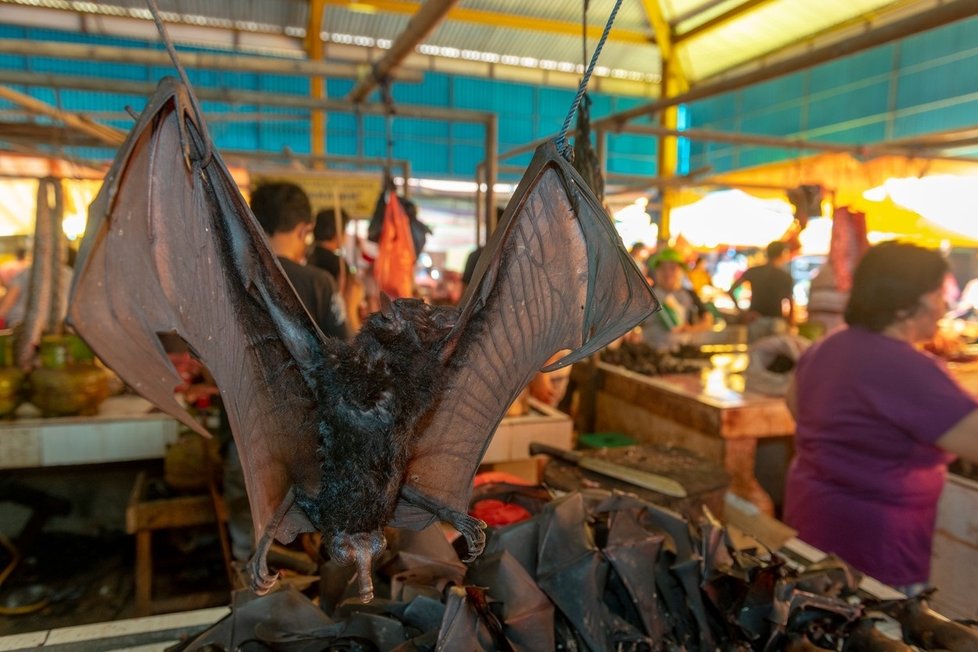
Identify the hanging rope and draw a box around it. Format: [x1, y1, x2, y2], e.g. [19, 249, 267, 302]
[555, 0, 624, 160]
[146, 0, 213, 168]
[380, 77, 396, 192]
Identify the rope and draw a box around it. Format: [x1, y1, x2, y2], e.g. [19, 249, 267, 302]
[380, 77, 396, 192]
[555, 0, 624, 160]
[146, 0, 214, 168]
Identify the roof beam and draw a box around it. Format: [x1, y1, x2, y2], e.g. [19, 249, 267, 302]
[0, 38, 420, 81]
[706, 0, 949, 83]
[347, 0, 458, 103]
[669, 0, 732, 28]
[675, 0, 779, 44]
[639, 0, 688, 92]
[0, 69, 492, 126]
[595, 0, 978, 130]
[325, 0, 653, 45]
[0, 85, 125, 147]
[0, 122, 107, 148]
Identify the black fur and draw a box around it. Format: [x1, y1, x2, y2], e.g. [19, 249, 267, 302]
[294, 299, 458, 540]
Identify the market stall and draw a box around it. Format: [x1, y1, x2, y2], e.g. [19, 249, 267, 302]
[580, 359, 794, 516]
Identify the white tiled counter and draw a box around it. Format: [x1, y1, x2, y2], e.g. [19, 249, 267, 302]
[0, 396, 179, 469]
[0, 606, 228, 651]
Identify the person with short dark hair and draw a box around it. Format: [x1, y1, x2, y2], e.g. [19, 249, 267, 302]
[727, 240, 794, 340]
[310, 207, 349, 282]
[250, 182, 349, 341]
[784, 241, 978, 595]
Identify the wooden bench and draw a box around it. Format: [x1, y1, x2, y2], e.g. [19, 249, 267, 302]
[125, 471, 231, 616]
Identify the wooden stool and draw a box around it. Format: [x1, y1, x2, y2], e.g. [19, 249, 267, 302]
[125, 471, 230, 616]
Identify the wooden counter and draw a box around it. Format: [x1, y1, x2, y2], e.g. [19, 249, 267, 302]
[587, 361, 795, 516]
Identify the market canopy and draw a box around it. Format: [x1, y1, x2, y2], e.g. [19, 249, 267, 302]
[697, 152, 978, 248]
[670, 189, 795, 249]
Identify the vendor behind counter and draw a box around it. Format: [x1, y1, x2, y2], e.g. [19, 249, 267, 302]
[784, 241, 978, 596]
[639, 247, 715, 349]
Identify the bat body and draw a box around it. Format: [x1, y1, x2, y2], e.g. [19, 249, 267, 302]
[68, 77, 658, 600]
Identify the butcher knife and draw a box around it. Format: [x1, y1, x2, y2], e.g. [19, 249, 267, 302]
[529, 442, 688, 498]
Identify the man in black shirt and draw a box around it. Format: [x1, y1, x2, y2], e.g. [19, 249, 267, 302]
[224, 183, 351, 562]
[728, 240, 794, 340]
[250, 183, 350, 341]
[310, 207, 348, 282]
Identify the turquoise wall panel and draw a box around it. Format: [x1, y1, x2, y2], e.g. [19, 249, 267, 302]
[805, 80, 890, 134]
[900, 18, 978, 66]
[738, 76, 806, 114]
[897, 59, 978, 109]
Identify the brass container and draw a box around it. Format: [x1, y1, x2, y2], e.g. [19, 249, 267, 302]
[0, 366, 25, 417]
[28, 335, 109, 417]
[0, 330, 24, 417]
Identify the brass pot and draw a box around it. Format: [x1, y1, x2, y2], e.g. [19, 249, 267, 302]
[29, 335, 109, 417]
[0, 366, 25, 417]
[29, 363, 109, 417]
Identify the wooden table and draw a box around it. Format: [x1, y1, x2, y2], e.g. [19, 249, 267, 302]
[585, 361, 795, 516]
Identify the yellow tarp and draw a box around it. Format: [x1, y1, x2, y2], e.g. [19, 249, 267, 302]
[685, 153, 978, 248]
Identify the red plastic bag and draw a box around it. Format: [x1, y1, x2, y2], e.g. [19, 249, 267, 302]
[373, 193, 416, 298]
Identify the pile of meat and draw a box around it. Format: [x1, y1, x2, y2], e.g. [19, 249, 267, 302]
[601, 341, 704, 376]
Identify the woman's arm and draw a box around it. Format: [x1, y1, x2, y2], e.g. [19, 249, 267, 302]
[937, 409, 978, 462]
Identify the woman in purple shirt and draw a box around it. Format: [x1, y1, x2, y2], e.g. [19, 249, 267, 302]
[784, 242, 978, 595]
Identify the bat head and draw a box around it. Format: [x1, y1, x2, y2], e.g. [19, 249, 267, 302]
[357, 298, 458, 359]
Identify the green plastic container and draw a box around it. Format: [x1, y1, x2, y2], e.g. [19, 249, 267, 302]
[578, 432, 635, 449]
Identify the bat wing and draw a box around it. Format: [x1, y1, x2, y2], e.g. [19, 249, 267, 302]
[394, 140, 658, 527]
[68, 77, 328, 544]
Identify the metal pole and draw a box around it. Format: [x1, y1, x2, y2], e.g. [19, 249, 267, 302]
[484, 113, 498, 235]
[0, 85, 124, 146]
[307, 0, 327, 163]
[614, 123, 978, 163]
[474, 162, 485, 245]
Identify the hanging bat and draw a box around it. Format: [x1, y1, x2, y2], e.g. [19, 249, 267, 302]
[68, 76, 658, 602]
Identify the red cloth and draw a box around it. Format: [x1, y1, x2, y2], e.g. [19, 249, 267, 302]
[471, 499, 532, 527]
[373, 194, 415, 298]
[473, 471, 533, 487]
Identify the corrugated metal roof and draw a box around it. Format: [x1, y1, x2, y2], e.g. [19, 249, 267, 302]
[0, 0, 955, 90]
[675, 0, 902, 80]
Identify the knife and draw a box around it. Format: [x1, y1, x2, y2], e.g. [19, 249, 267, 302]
[529, 442, 688, 498]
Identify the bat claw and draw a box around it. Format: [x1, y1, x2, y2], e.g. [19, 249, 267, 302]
[454, 514, 487, 562]
[248, 555, 280, 595]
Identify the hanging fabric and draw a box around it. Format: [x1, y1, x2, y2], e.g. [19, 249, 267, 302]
[373, 190, 416, 298]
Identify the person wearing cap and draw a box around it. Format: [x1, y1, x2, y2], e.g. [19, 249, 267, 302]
[640, 247, 714, 348]
[727, 240, 794, 341]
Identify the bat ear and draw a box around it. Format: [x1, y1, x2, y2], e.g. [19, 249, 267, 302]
[379, 292, 395, 316]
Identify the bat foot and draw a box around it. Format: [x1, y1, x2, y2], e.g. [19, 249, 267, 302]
[452, 513, 488, 562]
[247, 554, 280, 595]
